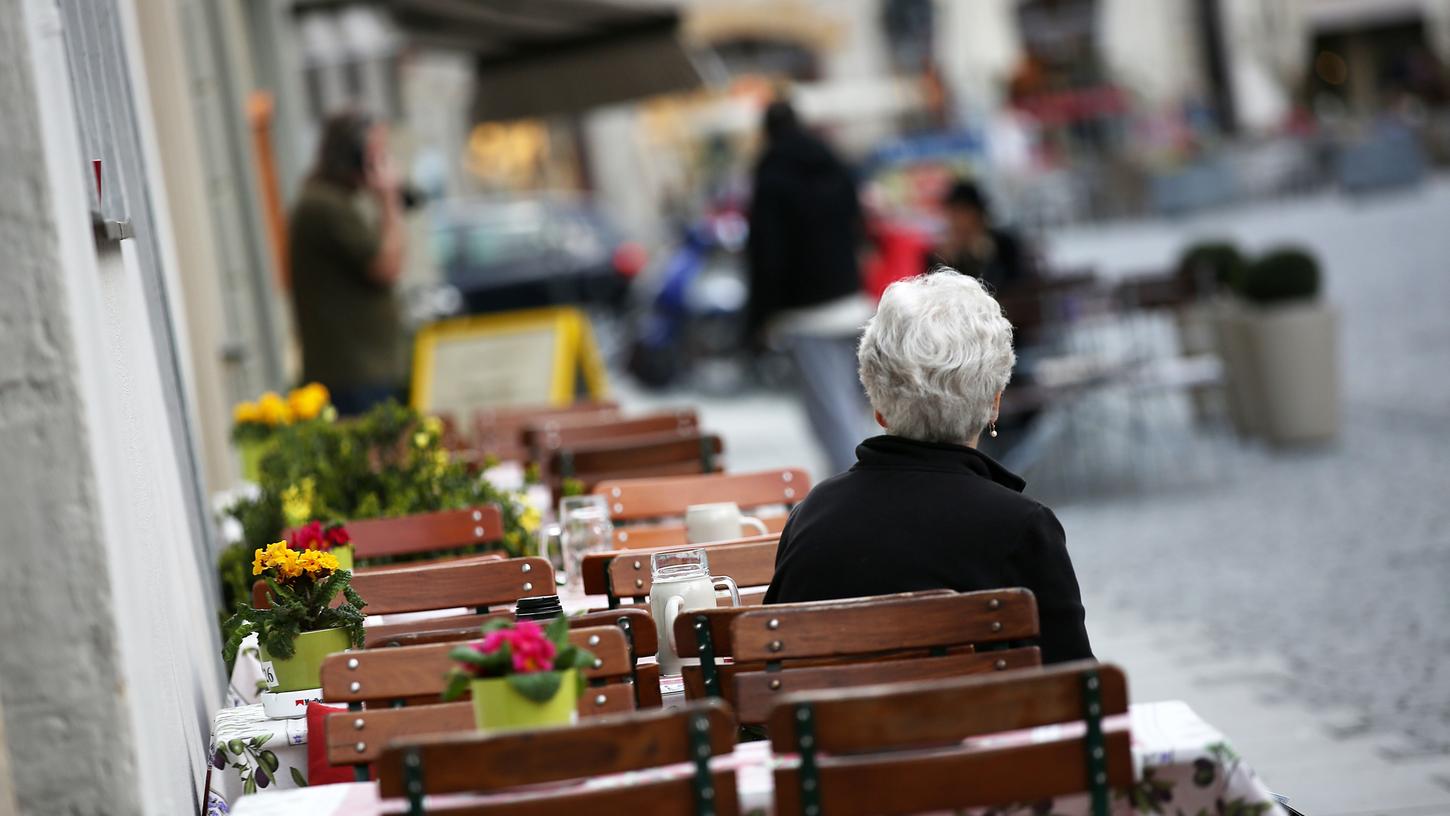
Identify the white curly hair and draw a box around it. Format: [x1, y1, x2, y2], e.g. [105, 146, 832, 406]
[857, 271, 1016, 445]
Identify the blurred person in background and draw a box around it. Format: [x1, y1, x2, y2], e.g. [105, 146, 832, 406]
[747, 99, 874, 475]
[289, 110, 407, 416]
[929, 179, 1037, 294]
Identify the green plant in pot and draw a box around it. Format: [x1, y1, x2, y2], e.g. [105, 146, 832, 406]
[216, 401, 536, 615]
[1177, 241, 1247, 298]
[442, 617, 596, 732]
[222, 541, 366, 692]
[1229, 246, 1338, 444]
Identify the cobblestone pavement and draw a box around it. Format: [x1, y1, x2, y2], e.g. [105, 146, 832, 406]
[622, 179, 1450, 762]
[1047, 179, 1450, 754]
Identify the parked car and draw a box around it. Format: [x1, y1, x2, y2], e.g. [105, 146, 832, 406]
[430, 194, 635, 316]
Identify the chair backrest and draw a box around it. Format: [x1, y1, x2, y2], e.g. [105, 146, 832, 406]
[524, 409, 699, 456]
[471, 402, 620, 462]
[594, 468, 810, 549]
[348, 557, 553, 616]
[605, 536, 779, 603]
[765, 663, 1131, 816]
[341, 506, 504, 562]
[364, 607, 658, 657]
[548, 433, 724, 493]
[322, 627, 636, 765]
[673, 589, 1037, 717]
[377, 701, 740, 815]
[726, 589, 1040, 722]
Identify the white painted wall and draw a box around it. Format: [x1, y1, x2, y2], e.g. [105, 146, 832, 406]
[0, 2, 225, 814]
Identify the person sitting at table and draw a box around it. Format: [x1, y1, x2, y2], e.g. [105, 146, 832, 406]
[764, 271, 1093, 664]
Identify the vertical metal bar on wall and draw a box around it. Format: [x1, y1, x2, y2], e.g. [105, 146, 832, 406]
[56, 0, 218, 598]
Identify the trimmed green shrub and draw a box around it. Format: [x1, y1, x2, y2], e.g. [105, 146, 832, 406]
[1237, 247, 1321, 305]
[1176, 241, 1247, 295]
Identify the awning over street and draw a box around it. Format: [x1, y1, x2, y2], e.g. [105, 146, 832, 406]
[296, 0, 704, 121]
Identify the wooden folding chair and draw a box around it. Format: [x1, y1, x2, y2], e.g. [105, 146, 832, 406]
[547, 433, 724, 495]
[674, 589, 1039, 721]
[766, 662, 1132, 816]
[593, 468, 810, 549]
[523, 409, 699, 460]
[319, 627, 635, 776]
[347, 556, 554, 616]
[471, 402, 620, 463]
[726, 589, 1041, 723]
[343, 506, 504, 566]
[377, 701, 739, 816]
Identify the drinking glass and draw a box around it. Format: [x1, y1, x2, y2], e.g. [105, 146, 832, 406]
[539, 494, 614, 594]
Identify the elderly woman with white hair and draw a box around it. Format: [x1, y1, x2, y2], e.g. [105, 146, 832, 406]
[764, 271, 1092, 664]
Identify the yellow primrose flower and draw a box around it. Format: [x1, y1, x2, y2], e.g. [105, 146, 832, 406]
[287, 383, 330, 421]
[233, 401, 262, 425]
[519, 504, 542, 534]
[251, 548, 268, 576]
[412, 430, 429, 449]
[257, 391, 292, 426]
[280, 478, 316, 529]
[421, 416, 444, 437]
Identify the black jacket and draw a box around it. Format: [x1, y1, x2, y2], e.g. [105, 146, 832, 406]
[746, 131, 863, 336]
[764, 435, 1093, 664]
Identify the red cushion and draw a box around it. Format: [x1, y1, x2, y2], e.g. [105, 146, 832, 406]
[305, 702, 355, 786]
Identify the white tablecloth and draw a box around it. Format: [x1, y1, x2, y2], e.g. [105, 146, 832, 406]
[222, 701, 1287, 816]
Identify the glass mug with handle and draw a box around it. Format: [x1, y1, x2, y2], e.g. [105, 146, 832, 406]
[684, 502, 768, 545]
[538, 494, 614, 594]
[649, 548, 741, 675]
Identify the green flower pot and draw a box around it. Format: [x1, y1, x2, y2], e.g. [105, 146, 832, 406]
[330, 545, 353, 572]
[470, 670, 579, 732]
[237, 439, 268, 483]
[259, 627, 351, 693]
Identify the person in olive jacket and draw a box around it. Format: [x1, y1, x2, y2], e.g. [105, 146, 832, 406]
[764, 271, 1093, 664]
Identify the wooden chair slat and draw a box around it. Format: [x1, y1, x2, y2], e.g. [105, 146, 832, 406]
[321, 627, 631, 704]
[766, 661, 1128, 754]
[607, 537, 778, 600]
[524, 410, 698, 453]
[376, 701, 736, 798]
[579, 533, 778, 597]
[325, 682, 640, 765]
[548, 433, 724, 493]
[386, 771, 739, 816]
[610, 514, 788, 549]
[672, 589, 959, 660]
[593, 468, 811, 521]
[348, 557, 553, 616]
[363, 612, 511, 649]
[773, 730, 1133, 815]
[569, 608, 658, 658]
[343, 506, 503, 560]
[731, 648, 1040, 724]
[730, 588, 1039, 662]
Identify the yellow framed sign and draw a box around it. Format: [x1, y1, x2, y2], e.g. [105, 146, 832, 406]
[410, 307, 609, 415]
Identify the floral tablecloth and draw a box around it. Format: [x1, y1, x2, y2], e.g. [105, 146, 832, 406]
[222, 701, 1287, 816]
[209, 704, 309, 804]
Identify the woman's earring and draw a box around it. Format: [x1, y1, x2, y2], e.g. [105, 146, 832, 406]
[989, 421, 998, 438]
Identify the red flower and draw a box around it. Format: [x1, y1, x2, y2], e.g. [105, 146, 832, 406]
[324, 524, 351, 548]
[289, 520, 326, 551]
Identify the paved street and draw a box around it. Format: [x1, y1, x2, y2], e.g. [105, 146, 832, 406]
[620, 178, 1450, 814]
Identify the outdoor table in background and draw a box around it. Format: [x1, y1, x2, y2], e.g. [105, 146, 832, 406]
[221, 701, 1288, 816]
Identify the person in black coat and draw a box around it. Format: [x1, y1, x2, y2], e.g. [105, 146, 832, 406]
[764, 271, 1093, 664]
[746, 100, 874, 474]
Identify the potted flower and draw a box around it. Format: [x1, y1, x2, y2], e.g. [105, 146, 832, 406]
[230, 383, 333, 483]
[222, 540, 366, 693]
[442, 617, 595, 732]
[289, 519, 354, 572]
